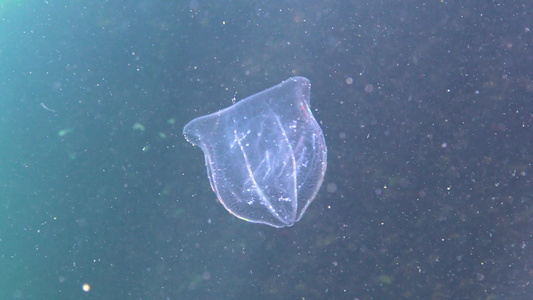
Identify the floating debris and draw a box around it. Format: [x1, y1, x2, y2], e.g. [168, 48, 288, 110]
[133, 122, 145, 131]
[58, 128, 73, 137]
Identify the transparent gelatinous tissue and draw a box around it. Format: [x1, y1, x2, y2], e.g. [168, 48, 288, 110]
[183, 77, 327, 228]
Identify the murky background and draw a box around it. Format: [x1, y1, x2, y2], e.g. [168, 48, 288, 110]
[1, 1, 532, 299]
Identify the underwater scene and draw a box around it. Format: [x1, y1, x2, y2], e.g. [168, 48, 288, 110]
[1, 1, 532, 299]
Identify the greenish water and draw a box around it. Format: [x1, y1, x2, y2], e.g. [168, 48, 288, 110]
[1, 1, 532, 299]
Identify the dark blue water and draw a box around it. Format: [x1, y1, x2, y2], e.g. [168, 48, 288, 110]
[1, 1, 532, 299]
